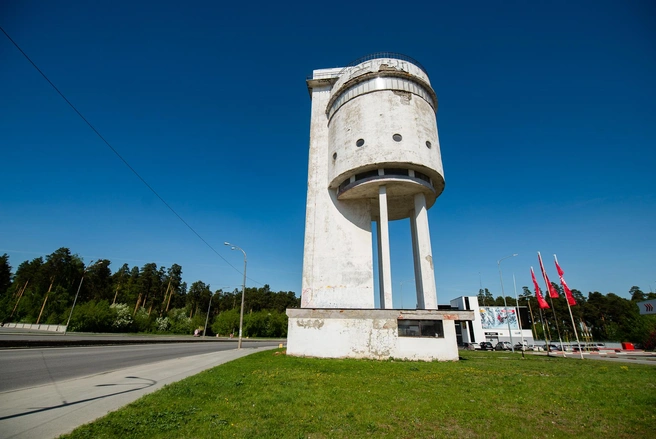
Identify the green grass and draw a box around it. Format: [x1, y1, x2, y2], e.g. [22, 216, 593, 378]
[60, 350, 656, 439]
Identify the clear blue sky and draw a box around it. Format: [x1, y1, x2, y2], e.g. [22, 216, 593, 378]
[1, 1, 655, 306]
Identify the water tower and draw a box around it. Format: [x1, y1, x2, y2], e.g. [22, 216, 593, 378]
[287, 53, 472, 361]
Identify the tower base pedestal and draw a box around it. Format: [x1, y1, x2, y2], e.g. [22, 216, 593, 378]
[286, 308, 474, 361]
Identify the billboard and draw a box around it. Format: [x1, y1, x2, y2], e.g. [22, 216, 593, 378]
[480, 307, 519, 330]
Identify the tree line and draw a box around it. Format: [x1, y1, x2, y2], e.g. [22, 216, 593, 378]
[3, 248, 654, 346]
[0, 248, 300, 337]
[477, 284, 656, 348]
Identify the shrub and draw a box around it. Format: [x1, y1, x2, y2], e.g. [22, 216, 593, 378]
[213, 309, 288, 338]
[155, 316, 171, 332]
[167, 308, 192, 334]
[110, 303, 133, 331]
[243, 310, 288, 337]
[212, 308, 240, 336]
[133, 307, 153, 332]
[69, 300, 114, 332]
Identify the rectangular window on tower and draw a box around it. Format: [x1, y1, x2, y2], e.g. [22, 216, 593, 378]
[398, 319, 444, 338]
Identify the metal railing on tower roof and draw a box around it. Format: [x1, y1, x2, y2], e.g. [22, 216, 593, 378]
[306, 53, 429, 83]
[342, 52, 428, 76]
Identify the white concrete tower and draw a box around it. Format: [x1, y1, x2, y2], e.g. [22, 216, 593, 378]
[302, 53, 444, 311]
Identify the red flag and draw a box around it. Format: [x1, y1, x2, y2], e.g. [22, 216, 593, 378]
[554, 255, 576, 306]
[531, 267, 550, 309]
[538, 252, 559, 298]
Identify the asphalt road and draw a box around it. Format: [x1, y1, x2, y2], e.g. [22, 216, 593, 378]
[0, 345, 278, 439]
[0, 341, 279, 392]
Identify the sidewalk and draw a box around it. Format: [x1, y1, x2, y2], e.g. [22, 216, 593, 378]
[537, 350, 656, 365]
[0, 346, 275, 439]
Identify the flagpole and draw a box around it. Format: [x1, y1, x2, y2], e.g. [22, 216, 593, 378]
[512, 274, 526, 358]
[547, 294, 565, 356]
[538, 307, 550, 349]
[525, 294, 537, 341]
[539, 252, 565, 355]
[555, 254, 584, 360]
[567, 301, 583, 360]
[530, 266, 551, 349]
[497, 254, 517, 353]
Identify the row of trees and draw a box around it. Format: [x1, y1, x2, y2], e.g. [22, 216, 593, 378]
[0, 249, 300, 337]
[477, 285, 656, 348]
[2, 248, 654, 345]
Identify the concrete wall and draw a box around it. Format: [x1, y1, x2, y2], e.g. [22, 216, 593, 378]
[301, 70, 375, 309]
[450, 296, 486, 343]
[328, 88, 442, 191]
[2, 323, 66, 332]
[287, 309, 474, 361]
[329, 58, 432, 101]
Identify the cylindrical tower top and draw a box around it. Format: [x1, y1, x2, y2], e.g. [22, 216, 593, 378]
[324, 53, 444, 220]
[341, 52, 430, 77]
[327, 54, 436, 124]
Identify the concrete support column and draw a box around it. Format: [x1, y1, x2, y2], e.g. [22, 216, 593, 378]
[377, 186, 393, 309]
[409, 212, 423, 309]
[412, 192, 437, 309]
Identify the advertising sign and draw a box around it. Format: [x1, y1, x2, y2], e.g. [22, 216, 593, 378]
[479, 307, 519, 330]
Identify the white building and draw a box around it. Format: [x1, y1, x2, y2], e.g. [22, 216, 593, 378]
[286, 53, 474, 361]
[450, 296, 535, 346]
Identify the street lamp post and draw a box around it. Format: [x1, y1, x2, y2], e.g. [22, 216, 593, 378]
[225, 242, 247, 349]
[497, 254, 518, 353]
[64, 260, 100, 335]
[203, 292, 213, 338]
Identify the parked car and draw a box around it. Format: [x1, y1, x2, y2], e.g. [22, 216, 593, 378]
[529, 345, 544, 352]
[514, 342, 528, 351]
[495, 341, 512, 351]
[479, 341, 494, 351]
[573, 343, 604, 352]
[462, 342, 477, 350]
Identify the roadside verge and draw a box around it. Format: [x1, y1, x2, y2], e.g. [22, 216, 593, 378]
[0, 346, 276, 439]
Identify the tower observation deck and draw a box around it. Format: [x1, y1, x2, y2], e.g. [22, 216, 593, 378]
[302, 53, 444, 311]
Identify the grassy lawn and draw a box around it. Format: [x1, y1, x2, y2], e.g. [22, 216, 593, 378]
[60, 350, 655, 439]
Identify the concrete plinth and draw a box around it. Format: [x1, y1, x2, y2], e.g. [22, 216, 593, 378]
[286, 308, 474, 361]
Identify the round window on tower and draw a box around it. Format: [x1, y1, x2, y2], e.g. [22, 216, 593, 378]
[393, 134, 402, 142]
[333, 152, 337, 160]
[426, 141, 432, 149]
[356, 138, 365, 147]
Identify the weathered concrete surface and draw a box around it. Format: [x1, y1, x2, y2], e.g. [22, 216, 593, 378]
[412, 192, 437, 308]
[302, 71, 375, 309]
[328, 83, 443, 198]
[296, 54, 455, 361]
[287, 309, 474, 361]
[301, 55, 444, 312]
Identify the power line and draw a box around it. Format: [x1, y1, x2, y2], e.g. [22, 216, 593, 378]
[0, 26, 262, 286]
